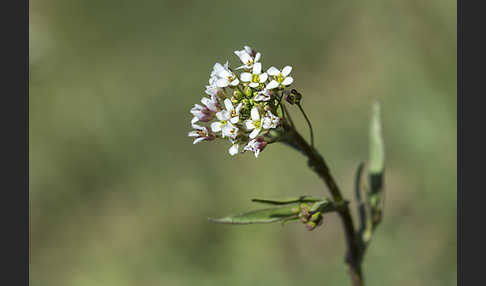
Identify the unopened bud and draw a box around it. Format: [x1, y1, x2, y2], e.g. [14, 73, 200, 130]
[243, 86, 252, 97]
[305, 221, 317, 231]
[310, 212, 322, 222]
[233, 89, 243, 99]
[285, 89, 302, 105]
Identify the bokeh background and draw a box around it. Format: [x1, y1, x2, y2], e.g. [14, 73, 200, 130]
[30, 0, 457, 285]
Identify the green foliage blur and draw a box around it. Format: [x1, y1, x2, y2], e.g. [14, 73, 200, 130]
[30, 0, 456, 285]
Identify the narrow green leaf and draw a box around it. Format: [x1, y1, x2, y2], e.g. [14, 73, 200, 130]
[369, 101, 385, 175]
[368, 100, 385, 228]
[251, 196, 323, 205]
[208, 205, 300, 225]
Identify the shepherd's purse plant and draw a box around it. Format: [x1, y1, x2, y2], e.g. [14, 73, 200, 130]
[188, 46, 385, 286]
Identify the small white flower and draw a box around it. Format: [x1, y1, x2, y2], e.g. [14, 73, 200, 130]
[244, 107, 263, 139]
[262, 110, 280, 129]
[188, 123, 215, 144]
[254, 89, 272, 102]
[210, 62, 239, 88]
[240, 63, 268, 88]
[265, 66, 293, 89]
[205, 85, 223, 97]
[190, 95, 219, 122]
[243, 137, 267, 158]
[211, 99, 242, 138]
[228, 139, 240, 156]
[234, 46, 262, 70]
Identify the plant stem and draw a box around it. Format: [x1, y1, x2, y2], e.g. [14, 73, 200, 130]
[281, 123, 364, 286]
[297, 103, 315, 148]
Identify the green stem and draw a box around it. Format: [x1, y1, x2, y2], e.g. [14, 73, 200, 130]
[281, 122, 364, 286]
[297, 103, 315, 148]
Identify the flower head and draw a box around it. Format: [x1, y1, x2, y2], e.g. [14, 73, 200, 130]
[188, 45, 296, 157]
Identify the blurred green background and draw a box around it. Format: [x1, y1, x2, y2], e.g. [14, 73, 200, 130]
[30, 0, 456, 285]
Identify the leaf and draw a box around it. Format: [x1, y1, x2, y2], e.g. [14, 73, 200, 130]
[368, 101, 385, 228]
[208, 205, 300, 225]
[369, 101, 385, 176]
[251, 196, 323, 205]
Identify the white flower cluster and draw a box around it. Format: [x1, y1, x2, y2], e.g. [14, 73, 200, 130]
[189, 46, 294, 157]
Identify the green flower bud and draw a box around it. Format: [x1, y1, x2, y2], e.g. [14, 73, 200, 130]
[310, 211, 322, 222]
[233, 89, 243, 99]
[305, 221, 317, 231]
[243, 86, 252, 97]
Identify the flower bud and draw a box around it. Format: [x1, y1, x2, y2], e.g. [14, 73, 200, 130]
[305, 221, 317, 231]
[233, 89, 243, 99]
[285, 89, 302, 105]
[243, 86, 253, 97]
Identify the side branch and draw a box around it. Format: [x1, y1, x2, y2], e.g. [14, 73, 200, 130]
[280, 123, 364, 286]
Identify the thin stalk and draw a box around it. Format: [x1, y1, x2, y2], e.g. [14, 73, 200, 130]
[281, 123, 364, 286]
[282, 104, 296, 129]
[297, 103, 315, 148]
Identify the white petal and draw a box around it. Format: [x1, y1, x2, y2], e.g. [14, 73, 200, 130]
[229, 144, 239, 156]
[235, 64, 248, 70]
[240, 72, 252, 82]
[267, 66, 279, 76]
[251, 107, 260, 121]
[221, 123, 235, 137]
[282, 66, 292, 76]
[254, 52, 261, 62]
[249, 82, 259, 88]
[254, 149, 260, 158]
[265, 80, 279, 89]
[224, 98, 233, 111]
[216, 78, 229, 88]
[188, 131, 199, 137]
[191, 117, 199, 125]
[211, 122, 222, 132]
[240, 53, 252, 64]
[245, 120, 255, 130]
[230, 78, 239, 86]
[262, 118, 271, 129]
[215, 111, 225, 121]
[235, 103, 243, 113]
[249, 128, 261, 139]
[193, 137, 206, 144]
[201, 97, 211, 108]
[282, 76, 293, 86]
[218, 69, 231, 79]
[230, 115, 239, 124]
[254, 94, 264, 101]
[234, 50, 244, 57]
[259, 73, 268, 82]
[244, 46, 252, 53]
[253, 62, 262, 75]
[220, 110, 231, 120]
[243, 142, 253, 152]
[212, 63, 224, 74]
[191, 122, 204, 130]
